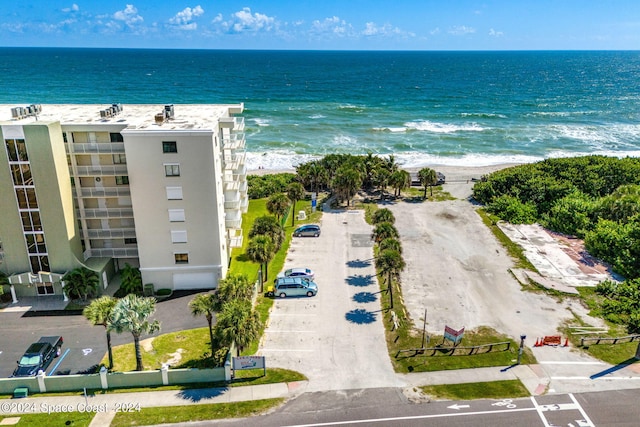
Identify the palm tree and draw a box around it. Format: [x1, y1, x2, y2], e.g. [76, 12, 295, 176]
[215, 273, 253, 307]
[249, 216, 285, 251]
[372, 208, 396, 225]
[62, 267, 99, 302]
[287, 182, 306, 226]
[120, 263, 142, 296]
[246, 235, 275, 283]
[214, 299, 262, 357]
[188, 293, 217, 359]
[308, 162, 329, 193]
[418, 167, 438, 198]
[372, 167, 391, 198]
[375, 249, 406, 309]
[109, 295, 160, 371]
[332, 167, 362, 206]
[83, 296, 117, 369]
[379, 237, 402, 254]
[372, 222, 400, 243]
[389, 169, 411, 197]
[267, 193, 290, 222]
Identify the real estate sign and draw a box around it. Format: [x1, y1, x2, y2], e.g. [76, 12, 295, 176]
[232, 356, 266, 371]
[444, 325, 465, 345]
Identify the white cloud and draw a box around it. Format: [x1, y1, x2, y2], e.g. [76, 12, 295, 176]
[113, 4, 143, 27]
[214, 7, 276, 33]
[430, 27, 441, 35]
[311, 16, 353, 37]
[169, 5, 204, 30]
[489, 28, 504, 37]
[362, 22, 413, 38]
[448, 25, 475, 35]
[62, 4, 79, 13]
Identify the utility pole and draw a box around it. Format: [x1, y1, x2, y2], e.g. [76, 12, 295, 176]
[517, 335, 526, 365]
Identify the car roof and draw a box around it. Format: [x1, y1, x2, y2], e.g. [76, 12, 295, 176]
[287, 267, 311, 273]
[297, 224, 319, 229]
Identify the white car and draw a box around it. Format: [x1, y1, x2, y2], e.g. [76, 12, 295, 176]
[277, 267, 315, 281]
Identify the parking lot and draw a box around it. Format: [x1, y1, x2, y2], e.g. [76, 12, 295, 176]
[259, 208, 404, 392]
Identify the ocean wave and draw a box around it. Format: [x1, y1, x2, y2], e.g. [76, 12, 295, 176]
[372, 126, 407, 133]
[250, 118, 271, 127]
[309, 114, 325, 119]
[460, 112, 508, 119]
[404, 120, 487, 133]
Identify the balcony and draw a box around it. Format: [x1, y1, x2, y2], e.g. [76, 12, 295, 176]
[224, 197, 241, 210]
[66, 143, 125, 154]
[74, 165, 129, 176]
[80, 187, 131, 197]
[222, 134, 246, 151]
[219, 116, 245, 131]
[78, 208, 134, 219]
[228, 229, 243, 248]
[223, 152, 246, 171]
[84, 247, 139, 259]
[86, 228, 137, 239]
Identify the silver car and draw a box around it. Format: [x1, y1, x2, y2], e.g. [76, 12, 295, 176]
[273, 277, 318, 298]
[293, 224, 321, 237]
[277, 267, 315, 281]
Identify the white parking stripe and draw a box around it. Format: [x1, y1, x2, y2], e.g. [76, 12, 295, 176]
[530, 396, 552, 427]
[539, 361, 605, 365]
[260, 349, 314, 352]
[264, 330, 315, 333]
[568, 393, 596, 426]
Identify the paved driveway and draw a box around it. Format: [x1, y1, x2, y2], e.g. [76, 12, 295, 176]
[259, 207, 404, 392]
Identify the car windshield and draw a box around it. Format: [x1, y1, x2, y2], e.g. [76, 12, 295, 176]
[19, 355, 41, 366]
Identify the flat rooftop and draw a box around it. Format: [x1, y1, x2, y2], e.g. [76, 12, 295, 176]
[0, 103, 243, 131]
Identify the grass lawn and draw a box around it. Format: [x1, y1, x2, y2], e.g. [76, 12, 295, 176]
[420, 380, 530, 400]
[110, 398, 284, 427]
[0, 412, 94, 427]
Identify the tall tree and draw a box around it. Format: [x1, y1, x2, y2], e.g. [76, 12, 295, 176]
[375, 249, 406, 309]
[287, 182, 306, 226]
[214, 299, 262, 357]
[215, 273, 254, 307]
[379, 237, 402, 254]
[62, 267, 99, 302]
[332, 167, 362, 206]
[109, 295, 160, 371]
[246, 235, 275, 283]
[389, 169, 411, 197]
[267, 193, 290, 222]
[83, 296, 117, 369]
[249, 215, 285, 251]
[188, 293, 217, 359]
[418, 167, 438, 198]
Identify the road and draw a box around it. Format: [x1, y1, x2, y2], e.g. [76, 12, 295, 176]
[173, 387, 640, 427]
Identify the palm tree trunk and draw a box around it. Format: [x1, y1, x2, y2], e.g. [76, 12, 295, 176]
[388, 272, 394, 309]
[133, 334, 143, 371]
[106, 329, 114, 369]
[291, 201, 296, 226]
[207, 317, 215, 358]
[264, 262, 268, 281]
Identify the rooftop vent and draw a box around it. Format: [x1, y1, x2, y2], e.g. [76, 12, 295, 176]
[154, 104, 175, 124]
[100, 103, 123, 119]
[11, 104, 42, 120]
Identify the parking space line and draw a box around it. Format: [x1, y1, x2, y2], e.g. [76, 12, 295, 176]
[48, 348, 70, 375]
[530, 396, 552, 427]
[569, 393, 596, 426]
[264, 330, 315, 333]
[260, 349, 314, 352]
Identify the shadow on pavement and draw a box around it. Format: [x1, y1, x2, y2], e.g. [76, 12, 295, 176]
[346, 259, 372, 268]
[346, 274, 374, 287]
[353, 292, 377, 303]
[177, 387, 228, 402]
[590, 357, 639, 379]
[345, 308, 377, 324]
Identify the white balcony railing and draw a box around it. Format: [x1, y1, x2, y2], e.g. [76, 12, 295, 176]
[224, 198, 241, 210]
[78, 208, 134, 219]
[80, 187, 131, 197]
[86, 228, 137, 239]
[225, 218, 242, 229]
[222, 134, 246, 151]
[73, 165, 129, 176]
[85, 247, 139, 258]
[66, 143, 125, 154]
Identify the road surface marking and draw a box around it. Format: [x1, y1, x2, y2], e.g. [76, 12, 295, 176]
[264, 330, 315, 333]
[569, 393, 596, 427]
[286, 408, 533, 426]
[530, 396, 553, 427]
[551, 376, 640, 380]
[48, 348, 70, 376]
[260, 349, 314, 352]
[447, 404, 470, 410]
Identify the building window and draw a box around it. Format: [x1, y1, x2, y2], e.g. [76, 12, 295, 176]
[163, 141, 177, 153]
[166, 186, 183, 200]
[124, 238, 137, 244]
[174, 253, 189, 264]
[116, 176, 129, 185]
[110, 133, 124, 142]
[113, 154, 126, 164]
[164, 164, 180, 177]
[168, 209, 185, 222]
[171, 230, 187, 243]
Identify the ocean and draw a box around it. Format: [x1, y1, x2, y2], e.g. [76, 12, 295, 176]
[1, 48, 639, 170]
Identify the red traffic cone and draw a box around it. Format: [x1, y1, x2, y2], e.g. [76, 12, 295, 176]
[534, 338, 540, 347]
[563, 337, 569, 347]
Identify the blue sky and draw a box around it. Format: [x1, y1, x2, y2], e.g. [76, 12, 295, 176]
[2, 1, 639, 50]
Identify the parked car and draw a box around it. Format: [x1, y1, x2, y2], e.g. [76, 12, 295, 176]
[277, 267, 315, 281]
[12, 336, 63, 377]
[293, 224, 321, 237]
[271, 277, 318, 298]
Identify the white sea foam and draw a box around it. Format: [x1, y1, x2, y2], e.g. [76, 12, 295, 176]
[373, 126, 407, 133]
[309, 114, 325, 119]
[404, 120, 487, 133]
[251, 118, 271, 127]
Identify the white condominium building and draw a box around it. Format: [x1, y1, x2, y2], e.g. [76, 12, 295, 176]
[0, 103, 247, 300]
